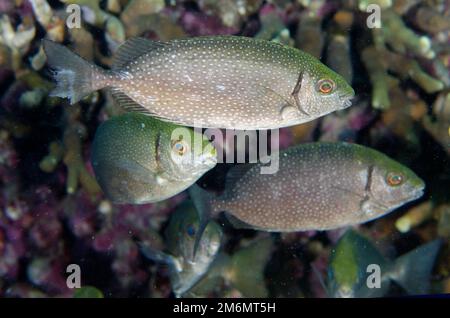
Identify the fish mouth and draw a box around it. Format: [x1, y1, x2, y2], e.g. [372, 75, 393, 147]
[339, 94, 354, 109]
[374, 187, 425, 217]
[409, 187, 425, 201]
[198, 153, 218, 167]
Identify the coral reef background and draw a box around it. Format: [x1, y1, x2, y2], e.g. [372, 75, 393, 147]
[0, 0, 449, 297]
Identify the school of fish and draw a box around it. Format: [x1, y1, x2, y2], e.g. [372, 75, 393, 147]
[43, 34, 432, 298]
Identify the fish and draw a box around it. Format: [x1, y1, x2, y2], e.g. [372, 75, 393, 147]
[91, 113, 217, 204]
[140, 201, 222, 298]
[73, 286, 104, 298]
[43, 36, 355, 130]
[190, 142, 425, 250]
[186, 237, 274, 298]
[326, 230, 442, 297]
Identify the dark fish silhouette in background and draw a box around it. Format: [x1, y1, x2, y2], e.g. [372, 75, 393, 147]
[326, 230, 442, 297]
[140, 201, 222, 297]
[187, 237, 274, 298]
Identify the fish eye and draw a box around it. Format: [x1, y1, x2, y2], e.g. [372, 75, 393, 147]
[386, 172, 404, 186]
[316, 79, 335, 94]
[172, 140, 188, 156]
[186, 224, 196, 237]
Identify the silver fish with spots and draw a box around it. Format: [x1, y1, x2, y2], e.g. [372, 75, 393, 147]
[191, 142, 425, 236]
[91, 113, 217, 204]
[43, 36, 354, 130]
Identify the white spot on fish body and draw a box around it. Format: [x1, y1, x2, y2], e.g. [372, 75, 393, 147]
[119, 71, 133, 80]
[190, 94, 202, 101]
[147, 96, 158, 103]
[216, 84, 226, 91]
[156, 176, 167, 185]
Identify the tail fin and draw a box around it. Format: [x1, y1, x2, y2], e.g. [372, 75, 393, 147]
[188, 184, 215, 260]
[311, 263, 330, 298]
[43, 39, 108, 104]
[391, 239, 442, 295]
[228, 237, 274, 297]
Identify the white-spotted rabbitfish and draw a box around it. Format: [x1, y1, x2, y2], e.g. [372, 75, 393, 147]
[43, 36, 354, 130]
[91, 113, 217, 204]
[140, 201, 222, 297]
[327, 230, 441, 297]
[190, 142, 425, 238]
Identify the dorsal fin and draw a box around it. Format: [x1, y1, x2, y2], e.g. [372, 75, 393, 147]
[112, 37, 165, 70]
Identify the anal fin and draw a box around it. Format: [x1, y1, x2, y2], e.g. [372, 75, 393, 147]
[225, 213, 267, 231]
[110, 89, 155, 115]
[110, 89, 191, 126]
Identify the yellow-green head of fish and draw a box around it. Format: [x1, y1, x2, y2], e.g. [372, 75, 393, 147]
[167, 201, 222, 263]
[328, 230, 441, 298]
[91, 113, 217, 204]
[165, 201, 222, 296]
[162, 125, 217, 180]
[350, 144, 425, 224]
[328, 230, 366, 298]
[290, 48, 355, 118]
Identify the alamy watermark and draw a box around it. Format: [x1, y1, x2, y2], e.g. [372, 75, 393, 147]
[65, 4, 81, 29]
[366, 264, 381, 289]
[366, 4, 382, 29]
[171, 126, 280, 174]
[64, 3, 383, 30]
[66, 264, 81, 289]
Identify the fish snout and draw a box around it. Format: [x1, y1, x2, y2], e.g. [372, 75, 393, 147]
[408, 181, 425, 201]
[339, 94, 354, 109]
[198, 152, 218, 168]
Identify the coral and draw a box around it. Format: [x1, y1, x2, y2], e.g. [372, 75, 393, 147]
[255, 4, 293, 46]
[198, 0, 263, 30]
[360, 4, 447, 110]
[0, 0, 448, 298]
[325, 10, 353, 83]
[395, 201, 434, 233]
[179, 10, 238, 36]
[0, 15, 36, 70]
[39, 106, 100, 196]
[62, 109, 101, 196]
[295, 10, 324, 58]
[422, 91, 450, 156]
